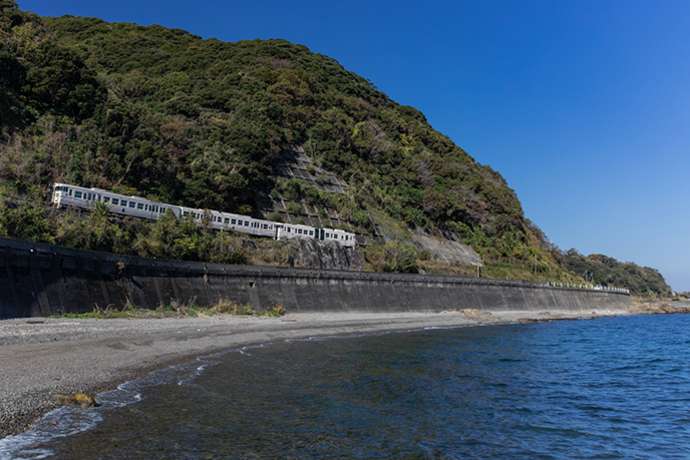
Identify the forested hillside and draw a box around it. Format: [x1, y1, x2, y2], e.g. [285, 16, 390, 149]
[557, 250, 672, 297]
[0, 1, 673, 295]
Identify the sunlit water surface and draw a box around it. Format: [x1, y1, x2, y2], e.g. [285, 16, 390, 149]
[5, 314, 690, 459]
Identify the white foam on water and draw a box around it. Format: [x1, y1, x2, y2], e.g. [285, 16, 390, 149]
[0, 355, 221, 459]
[0, 406, 102, 460]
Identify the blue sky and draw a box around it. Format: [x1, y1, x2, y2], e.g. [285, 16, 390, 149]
[19, 0, 690, 290]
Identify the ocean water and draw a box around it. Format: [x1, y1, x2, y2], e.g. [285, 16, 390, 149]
[3, 314, 690, 459]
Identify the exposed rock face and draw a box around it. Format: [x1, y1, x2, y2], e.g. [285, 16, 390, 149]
[286, 238, 364, 271]
[412, 230, 483, 267]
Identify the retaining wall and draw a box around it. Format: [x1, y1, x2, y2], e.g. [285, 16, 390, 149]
[0, 238, 631, 319]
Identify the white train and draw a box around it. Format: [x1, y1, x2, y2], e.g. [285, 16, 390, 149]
[51, 183, 357, 248]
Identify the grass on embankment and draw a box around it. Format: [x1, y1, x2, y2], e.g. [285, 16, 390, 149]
[55, 299, 286, 320]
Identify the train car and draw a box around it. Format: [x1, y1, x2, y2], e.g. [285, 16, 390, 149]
[313, 227, 356, 248]
[276, 223, 318, 241]
[52, 183, 176, 221]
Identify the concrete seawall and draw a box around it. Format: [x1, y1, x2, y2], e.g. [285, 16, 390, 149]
[0, 238, 631, 319]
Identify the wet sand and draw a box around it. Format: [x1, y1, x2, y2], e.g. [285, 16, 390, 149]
[0, 308, 630, 439]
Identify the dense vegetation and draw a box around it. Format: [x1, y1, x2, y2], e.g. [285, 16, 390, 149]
[0, 1, 673, 295]
[557, 250, 672, 297]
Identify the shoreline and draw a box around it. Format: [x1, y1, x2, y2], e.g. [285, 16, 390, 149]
[0, 308, 639, 440]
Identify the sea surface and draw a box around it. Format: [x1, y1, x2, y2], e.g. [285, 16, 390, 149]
[3, 314, 690, 459]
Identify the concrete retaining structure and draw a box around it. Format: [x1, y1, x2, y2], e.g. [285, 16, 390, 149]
[0, 238, 631, 319]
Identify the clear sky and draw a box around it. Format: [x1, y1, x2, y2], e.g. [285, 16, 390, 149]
[19, 0, 690, 290]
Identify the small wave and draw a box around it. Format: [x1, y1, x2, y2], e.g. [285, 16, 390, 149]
[0, 355, 220, 459]
[0, 407, 102, 460]
[574, 403, 612, 413]
[424, 326, 461, 331]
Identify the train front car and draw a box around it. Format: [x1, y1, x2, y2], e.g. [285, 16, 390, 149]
[51, 183, 94, 211]
[51, 183, 69, 208]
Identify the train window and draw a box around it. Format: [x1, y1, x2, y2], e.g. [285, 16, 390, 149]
[104, 197, 110, 203]
[244, 221, 249, 227]
[309, 230, 313, 236]
[137, 203, 144, 210]
[232, 219, 236, 225]
[121, 200, 127, 206]
[263, 224, 268, 229]
[224, 218, 229, 224]
[129, 202, 136, 208]
[75, 191, 82, 198]
[68, 189, 72, 196]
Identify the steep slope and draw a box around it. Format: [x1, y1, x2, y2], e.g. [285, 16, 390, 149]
[0, 2, 669, 294]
